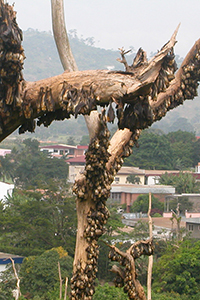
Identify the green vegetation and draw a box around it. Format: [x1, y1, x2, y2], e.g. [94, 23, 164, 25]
[158, 172, 200, 194]
[20, 247, 73, 299]
[130, 194, 164, 214]
[22, 28, 126, 81]
[0, 138, 68, 189]
[0, 188, 77, 257]
[166, 196, 193, 214]
[0, 247, 72, 300]
[125, 129, 200, 170]
[153, 240, 200, 297]
[93, 283, 128, 300]
[126, 174, 141, 184]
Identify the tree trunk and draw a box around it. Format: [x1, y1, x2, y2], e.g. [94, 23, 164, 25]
[147, 193, 153, 300]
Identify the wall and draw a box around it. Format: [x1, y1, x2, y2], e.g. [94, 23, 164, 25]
[0, 182, 14, 202]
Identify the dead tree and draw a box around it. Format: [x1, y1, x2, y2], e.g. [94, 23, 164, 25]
[109, 239, 154, 300]
[1, 1, 200, 299]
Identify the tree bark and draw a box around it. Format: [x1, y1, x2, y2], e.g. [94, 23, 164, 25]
[109, 239, 154, 299]
[51, 0, 78, 72]
[58, 261, 63, 299]
[147, 193, 153, 300]
[10, 257, 21, 300]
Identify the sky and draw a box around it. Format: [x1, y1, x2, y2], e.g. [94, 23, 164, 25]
[13, 0, 200, 59]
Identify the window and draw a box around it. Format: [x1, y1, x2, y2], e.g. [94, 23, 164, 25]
[115, 177, 120, 183]
[189, 224, 194, 231]
[54, 149, 58, 153]
[68, 149, 74, 155]
[60, 150, 64, 155]
[110, 193, 121, 202]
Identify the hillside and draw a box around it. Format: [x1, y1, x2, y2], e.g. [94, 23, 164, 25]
[6, 29, 200, 143]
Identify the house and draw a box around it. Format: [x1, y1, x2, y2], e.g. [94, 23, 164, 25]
[0, 148, 11, 157]
[113, 166, 145, 185]
[165, 193, 200, 213]
[110, 184, 175, 212]
[0, 252, 24, 274]
[67, 162, 176, 209]
[185, 218, 200, 238]
[0, 181, 14, 202]
[145, 170, 194, 185]
[40, 144, 88, 159]
[67, 156, 85, 182]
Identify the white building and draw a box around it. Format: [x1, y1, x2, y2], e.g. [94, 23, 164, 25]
[0, 181, 14, 202]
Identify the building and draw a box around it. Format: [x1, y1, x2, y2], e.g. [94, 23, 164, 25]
[185, 218, 200, 238]
[67, 156, 85, 182]
[40, 144, 88, 159]
[110, 184, 175, 212]
[145, 170, 193, 185]
[67, 162, 176, 208]
[0, 149, 11, 157]
[0, 182, 14, 202]
[0, 252, 24, 274]
[165, 193, 200, 213]
[113, 166, 145, 185]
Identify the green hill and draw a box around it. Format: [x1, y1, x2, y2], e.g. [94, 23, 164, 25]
[22, 28, 131, 81]
[5, 28, 200, 143]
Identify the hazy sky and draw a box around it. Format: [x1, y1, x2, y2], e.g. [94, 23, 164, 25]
[13, 0, 200, 58]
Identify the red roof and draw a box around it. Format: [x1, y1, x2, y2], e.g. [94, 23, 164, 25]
[77, 145, 88, 150]
[67, 156, 86, 163]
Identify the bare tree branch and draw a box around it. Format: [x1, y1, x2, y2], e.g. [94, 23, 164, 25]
[9, 257, 21, 300]
[51, 0, 78, 72]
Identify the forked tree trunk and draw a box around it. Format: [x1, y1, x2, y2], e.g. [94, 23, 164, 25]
[1, 1, 200, 299]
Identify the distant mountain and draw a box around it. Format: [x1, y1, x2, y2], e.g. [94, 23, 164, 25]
[22, 28, 134, 81]
[10, 29, 200, 142]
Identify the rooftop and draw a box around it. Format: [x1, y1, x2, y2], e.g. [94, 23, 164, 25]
[185, 218, 200, 224]
[111, 184, 175, 194]
[67, 155, 86, 163]
[117, 166, 145, 175]
[40, 144, 77, 150]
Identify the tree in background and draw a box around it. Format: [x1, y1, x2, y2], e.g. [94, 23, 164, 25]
[79, 135, 90, 145]
[7, 138, 69, 189]
[167, 196, 193, 214]
[153, 240, 200, 297]
[93, 283, 128, 300]
[126, 174, 141, 184]
[19, 247, 73, 299]
[0, 186, 77, 257]
[124, 129, 200, 170]
[67, 136, 76, 145]
[130, 194, 164, 215]
[166, 131, 197, 169]
[124, 130, 173, 170]
[0, 154, 13, 182]
[158, 172, 200, 194]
